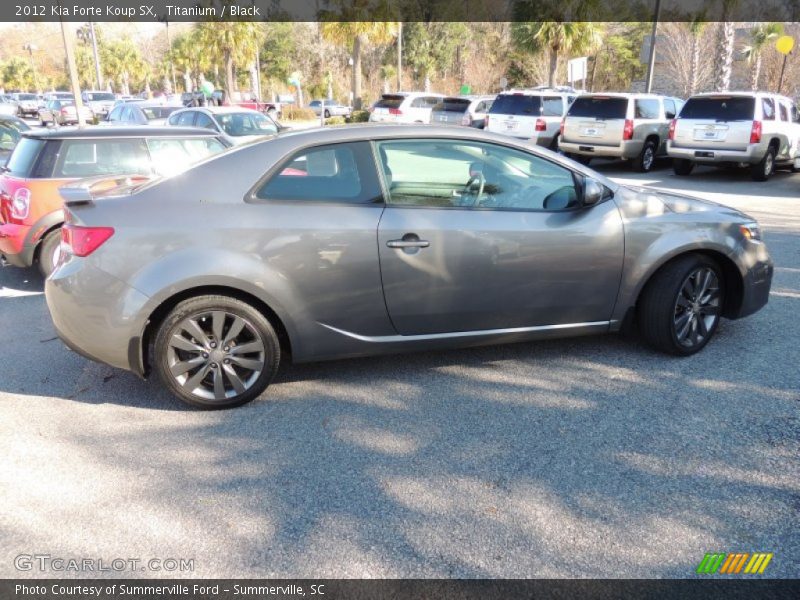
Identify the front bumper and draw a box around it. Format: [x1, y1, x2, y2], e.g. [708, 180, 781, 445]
[735, 256, 773, 319]
[559, 139, 644, 159]
[667, 142, 763, 164]
[0, 222, 34, 267]
[46, 258, 151, 373]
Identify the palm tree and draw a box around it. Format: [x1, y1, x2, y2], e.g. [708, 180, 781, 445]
[742, 23, 783, 91]
[320, 21, 399, 109]
[1, 57, 35, 91]
[713, 0, 739, 91]
[512, 22, 602, 87]
[169, 30, 210, 92]
[102, 38, 147, 95]
[196, 21, 262, 100]
[688, 17, 707, 95]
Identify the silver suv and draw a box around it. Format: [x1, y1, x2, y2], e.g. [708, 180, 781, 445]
[559, 93, 683, 172]
[667, 92, 800, 181]
[486, 88, 578, 149]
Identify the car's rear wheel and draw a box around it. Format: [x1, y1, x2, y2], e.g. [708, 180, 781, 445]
[634, 139, 657, 172]
[751, 145, 776, 181]
[324, 109, 330, 119]
[154, 295, 280, 409]
[673, 158, 694, 176]
[638, 254, 724, 356]
[37, 229, 62, 278]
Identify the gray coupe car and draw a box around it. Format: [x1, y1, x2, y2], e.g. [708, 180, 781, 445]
[45, 124, 773, 409]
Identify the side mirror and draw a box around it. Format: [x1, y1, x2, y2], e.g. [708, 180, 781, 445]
[583, 177, 604, 206]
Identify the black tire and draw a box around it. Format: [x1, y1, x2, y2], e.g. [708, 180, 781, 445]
[634, 139, 658, 172]
[637, 254, 724, 356]
[37, 229, 62, 278]
[548, 134, 560, 152]
[154, 295, 281, 409]
[751, 145, 776, 181]
[673, 158, 694, 176]
[323, 109, 330, 119]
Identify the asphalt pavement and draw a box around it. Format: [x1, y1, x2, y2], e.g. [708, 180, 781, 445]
[0, 157, 797, 578]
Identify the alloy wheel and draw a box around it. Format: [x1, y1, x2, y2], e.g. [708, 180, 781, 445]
[672, 267, 721, 348]
[643, 146, 654, 170]
[166, 311, 266, 402]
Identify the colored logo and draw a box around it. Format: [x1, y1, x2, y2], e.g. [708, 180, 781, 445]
[696, 552, 773, 575]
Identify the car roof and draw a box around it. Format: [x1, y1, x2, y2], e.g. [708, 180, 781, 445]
[499, 89, 575, 97]
[22, 126, 223, 140]
[177, 106, 263, 115]
[690, 91, 794, 102]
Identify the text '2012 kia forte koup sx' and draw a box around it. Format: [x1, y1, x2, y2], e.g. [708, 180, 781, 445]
[45, 125, 773, 409]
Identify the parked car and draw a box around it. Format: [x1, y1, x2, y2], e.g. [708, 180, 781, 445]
[430, 95, 496, 128]
[0, 115, 30, 163]
[105, 101, 182, 126]
[81, 90, 116, 119]
[667, 92, 800, 181]
[0, 95, 19, 116]
[0, 127, 230, 277]
[38, 98, 94, 126]
[44, 124, 773, 409]
[167, 106, 283, 145]
[486, 88, 579, 149]
[369, 92, 446, 124]
[43, 91, 75, 104]
[11, 92, 40, 117]
[220, 90, 283, 118]
[309, 99, 352, 119]
[558, 93, 684, 172]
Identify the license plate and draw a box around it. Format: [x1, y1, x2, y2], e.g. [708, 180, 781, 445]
[505, 121, 518, 131]
[695, 130, 723, 141]
[582, 127, 601, 137]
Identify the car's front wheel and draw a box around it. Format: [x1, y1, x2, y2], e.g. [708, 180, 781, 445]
[638, 254, 724, 356]
[154, 295, 281, 409]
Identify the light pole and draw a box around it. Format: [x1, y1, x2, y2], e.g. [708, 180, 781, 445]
[22, 43, 39, 92]
[59, 15, 86, 126]
[396, 22, 402, 92]
[644, 0, 662, 93]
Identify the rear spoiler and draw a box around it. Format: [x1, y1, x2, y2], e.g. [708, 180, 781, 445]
[59, 174, 155, 206]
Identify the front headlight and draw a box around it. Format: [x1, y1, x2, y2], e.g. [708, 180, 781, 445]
[739, 222, 762, 242]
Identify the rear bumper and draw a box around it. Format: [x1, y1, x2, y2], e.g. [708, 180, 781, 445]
[46, 258, 150, 373]
[667, 142, 763, 164]
[0, 222, 34, 267]
[559, 139, 644, 159]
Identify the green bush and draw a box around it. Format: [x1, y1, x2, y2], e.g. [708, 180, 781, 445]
[346, 110, 370, 123]
[282, 105, 318, 121]
[326, 116, 346, 126]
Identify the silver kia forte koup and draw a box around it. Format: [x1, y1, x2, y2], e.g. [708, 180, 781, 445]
[45, 124, 773, 409]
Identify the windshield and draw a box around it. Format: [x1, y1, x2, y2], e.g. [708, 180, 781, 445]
[17, 94, 36, 101]
[679, 96, 756, 121]
[216, 112, 277, 136]
[86, 92, 115, 101]
[433, 98, 471, 113]
[5, 138, 44, 177]
[568, 96, 628, 119]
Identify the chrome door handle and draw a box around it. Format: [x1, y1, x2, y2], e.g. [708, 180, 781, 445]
[387, 239, 430, 249]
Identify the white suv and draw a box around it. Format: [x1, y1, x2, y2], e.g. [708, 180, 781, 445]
[369, 92, 445, 124]
[485, 88, 578, 149]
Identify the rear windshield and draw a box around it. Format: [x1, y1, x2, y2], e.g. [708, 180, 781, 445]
[5, 137, 44, 177]
[568, 97, 628, 119]
[86, 92, 115, 101]
[679, 96, 755, 121]
[375, 95, 406, 109]
[490, 94, 542, 116]
[433, 98, 471, 113]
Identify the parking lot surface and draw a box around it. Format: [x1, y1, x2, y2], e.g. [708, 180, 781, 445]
[1, 159, 798, 578]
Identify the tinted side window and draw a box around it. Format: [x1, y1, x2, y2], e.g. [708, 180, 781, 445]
[410, 97, 426, 108]
[146, 137, 227, 176]
[663, 98, 676, 119]
[177, 111, 196, 126]
[762, 98, 775, 120]
[792, 104, 800, 123]
[376, 139, 579, 211]
[194, 113, 217, 129]
[5, 138, 45, 177]
[54, 139, 151, 177]
[256, 142, 382, 204]
[779, 101, 789, 122]
[635, 99, 660, 119]
[542, 96, 563, 116]
[108, 105, 124, 121]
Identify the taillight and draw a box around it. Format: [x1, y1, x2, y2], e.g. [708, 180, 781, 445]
[560, 118, 565, 136]
[388, 108, 402, 115]
[622, 119, 634, 140]
[61, 224, 114, 257]
[668, 119, 677, 140]
[10, 187, 30, 220]
[535, 118, 546, 132]
[750, 120, 762, 144]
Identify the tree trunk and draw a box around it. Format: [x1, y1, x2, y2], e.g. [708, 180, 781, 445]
[352, 34, 365, 110]
[714, 21, 735, 92]
[548, 46, 558, 87]
[751, 56, 761, 91]
[396, 22, 402, 92]
[424, 75, 431, 92]
[689, 35, 700, 95]
[224, 50, 235, 99]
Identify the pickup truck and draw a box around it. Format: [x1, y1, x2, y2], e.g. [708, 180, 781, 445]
[218, 90, 282, 118]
